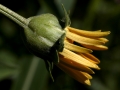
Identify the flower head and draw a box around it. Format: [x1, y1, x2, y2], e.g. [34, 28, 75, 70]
[22, 5, 110, 85]
[0, 4, 110, 86]
[56, 26, 110, 85]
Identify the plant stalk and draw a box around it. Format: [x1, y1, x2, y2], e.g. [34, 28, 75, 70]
[0, 4, 28, 28]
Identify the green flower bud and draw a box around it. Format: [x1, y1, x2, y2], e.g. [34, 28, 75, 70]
[22, 14, 65, 61]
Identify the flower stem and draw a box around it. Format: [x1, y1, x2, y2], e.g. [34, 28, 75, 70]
[0, 4, 28, 28]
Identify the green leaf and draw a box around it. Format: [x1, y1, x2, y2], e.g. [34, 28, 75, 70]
[11, 56, 48, 90]
[0, 50, 17, 68]
[0, 64, 17, 80]
[0, 50, 18, 80]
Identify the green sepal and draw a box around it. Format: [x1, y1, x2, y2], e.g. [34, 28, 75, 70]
[50, 33, 66, 64]
[45, 60, 54, 82]
[57, 33, 66, 52]
[62, 4, 71, 27]
[22, 14, 65, 60]
[50, 49, 59, 64]
[53, 33, 65, 52]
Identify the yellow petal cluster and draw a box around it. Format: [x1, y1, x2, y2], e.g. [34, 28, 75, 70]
[56, 26, 110, 85]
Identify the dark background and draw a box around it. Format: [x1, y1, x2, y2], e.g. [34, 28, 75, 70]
[0, 0, 119, 90]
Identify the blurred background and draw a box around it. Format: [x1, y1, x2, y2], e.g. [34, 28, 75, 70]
[0, 0, 119, 90]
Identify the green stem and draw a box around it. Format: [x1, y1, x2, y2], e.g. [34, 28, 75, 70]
[0, 4, 28, 28]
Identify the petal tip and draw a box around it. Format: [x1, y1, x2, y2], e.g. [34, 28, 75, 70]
[85, 79, 91, 86]
[95, 65, 100, 70]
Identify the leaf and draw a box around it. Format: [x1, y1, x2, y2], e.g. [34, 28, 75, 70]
[0, 50, 17, 68]
[0, 64, 17, 80]
[11, 56, 48, 90]
[0, 50, 18, 80]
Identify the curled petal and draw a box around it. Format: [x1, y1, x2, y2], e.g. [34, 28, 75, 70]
[80, 53, 100, 64]
[59, 48, 100, 70]
[57, 63, 91, 85]
[66, 30, 104, 45]
[64, 41, 92, 53]
[81, 53, 100, 64]
[67, 27, 110, 38]
[82, 44, 108, 50]
[59, 55, 95, 74]
[81, 72, 92, 79]
[97, 38, 109, 43]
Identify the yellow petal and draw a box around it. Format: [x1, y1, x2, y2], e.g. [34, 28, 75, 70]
[81, 72, 92, 79]
[67, 27, 110, 38]
[80, 53, 100, 64]
[64, 40, 92, 53]
[65, 38, 74, 43]
[59, 55, 95, 74]
[66, 30, 104, 45]
[59, 48, 100, 70]
[57, 63, 91, 85]
[98, 38, 109, 43]
[82, 44, 108, 50]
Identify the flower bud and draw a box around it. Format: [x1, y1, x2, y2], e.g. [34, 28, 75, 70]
[22, 14, 65, 61]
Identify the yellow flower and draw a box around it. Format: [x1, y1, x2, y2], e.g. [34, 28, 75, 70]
[56, 26, 110, 85]
[0, 4, 110, 86]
